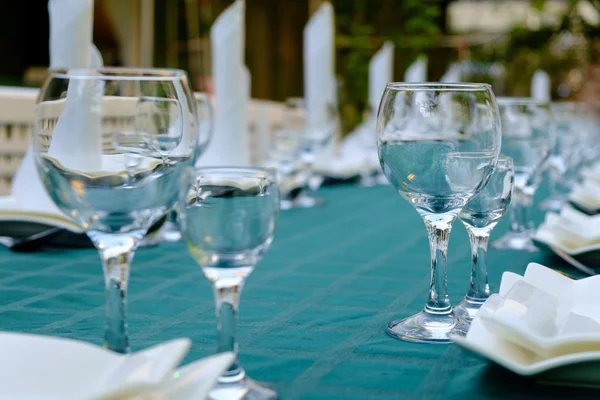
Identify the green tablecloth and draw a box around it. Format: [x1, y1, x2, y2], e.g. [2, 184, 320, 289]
[0, 185, 597, 399]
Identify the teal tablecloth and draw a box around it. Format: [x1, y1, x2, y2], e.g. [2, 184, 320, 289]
[0, 185, 597, 399]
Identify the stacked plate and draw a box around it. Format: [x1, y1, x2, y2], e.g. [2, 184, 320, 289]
[0, 333, 234, 399]
[534, 204, 600, 268]
[452, 263, 600, 386]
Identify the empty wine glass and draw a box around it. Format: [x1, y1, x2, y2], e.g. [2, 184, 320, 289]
[32, 68, 197, 353]
[377, 83, 501, 343]
[294, 99, 338, 208]
[179, 167, 279, 400]
[156, 91, 214, 243]
[540, 102, 585, 212]
[492, 98, 554, 251]
[454, 156, 514, 322]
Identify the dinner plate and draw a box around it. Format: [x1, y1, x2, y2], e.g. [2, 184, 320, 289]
[452, 264, 600, 387]
[452, 319, 600, 387]
[533, 228, 600, 267]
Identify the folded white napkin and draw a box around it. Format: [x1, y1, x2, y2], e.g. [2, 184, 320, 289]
[4, 0, 103, 231]
[404, 55, 428, 82]
[440, 62, 462, 82]
[197, 0, 250, 167]
[531, 70, 551, 102]
[368, 41, 394, 113]
[304, 2, 336, 130]
[472, 263, 600, 359]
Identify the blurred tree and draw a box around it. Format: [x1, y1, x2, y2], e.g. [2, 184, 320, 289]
[334, 0, 445, 133]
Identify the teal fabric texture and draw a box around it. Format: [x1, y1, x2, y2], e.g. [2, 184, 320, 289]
[0, 185, 597, 399]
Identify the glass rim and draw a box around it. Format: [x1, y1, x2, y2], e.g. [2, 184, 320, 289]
[188, 166, 278, 179]
[385, 82, 492, 91]
[496, 97, 550, 106]
[47, 67, 188, 81]
[496, 156, 514, 167]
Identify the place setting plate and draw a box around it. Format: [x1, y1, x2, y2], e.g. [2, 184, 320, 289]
[451, 263, 600, 387]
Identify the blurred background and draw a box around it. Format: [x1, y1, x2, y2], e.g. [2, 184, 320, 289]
[1, 0, 599, 134]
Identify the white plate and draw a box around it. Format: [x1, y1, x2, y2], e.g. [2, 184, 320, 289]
[452, 319, 600, 387]
[452, 264, 600, 387]
[0, 332, 191, 400]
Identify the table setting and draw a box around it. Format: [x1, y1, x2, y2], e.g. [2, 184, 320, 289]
[1, 0, 600, 399]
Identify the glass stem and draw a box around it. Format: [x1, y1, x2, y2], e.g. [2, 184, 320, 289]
[465, 227, 492, 303]
[301, 149, 318, 194]
[422, 213, 456, 315]
[213, 281, 244, 380]
[88, 231, 142, 354]
[510, 188, 534, 233]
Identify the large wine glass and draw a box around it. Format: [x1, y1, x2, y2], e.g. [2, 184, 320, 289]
[492, 98, 554, 251]
[32, 68, 197, 353]
[377, 83, 501, 343]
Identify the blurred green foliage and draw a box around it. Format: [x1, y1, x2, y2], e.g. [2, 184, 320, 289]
[334, 0, 443, 134]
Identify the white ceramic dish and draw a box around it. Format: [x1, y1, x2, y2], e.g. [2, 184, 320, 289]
[452, 264, 600, 386]
[0, 333, 192, 400]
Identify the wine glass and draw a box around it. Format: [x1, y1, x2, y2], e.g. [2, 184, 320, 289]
[541, 102, 585, 212]
[178, 167, 279, 399]
[156, 91, 214, 243]
[32, 68, 197, 353]
[377, 83, 501, 343]
[294, 99, 338, 208]
[492, 98, 554, 251]
[454, 156, 514, 322]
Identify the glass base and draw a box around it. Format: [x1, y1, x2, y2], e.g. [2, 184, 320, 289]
[386, 310, 468, 344]
[280, 198, 295, 210]
[491, 231, 538, 252]
[209, 374, 278, 400]
[157, 221, 182, 242]
[453, 297, 486, 323]
[293, 191, 325, 208]
[540, 195, 565, 212]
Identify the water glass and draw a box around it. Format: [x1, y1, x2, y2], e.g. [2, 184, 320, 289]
[33, 68, 197, 353]
[454, 156, 514, 322]
[156, 91, 214, 243]
[492, 98, 554, 252]
[293, 98, 338, 208]
[377, 83, 501, 343]
[178, 167, 279, 399]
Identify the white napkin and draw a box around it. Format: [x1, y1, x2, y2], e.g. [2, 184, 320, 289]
[5, 0, 103, 229]
[368, 41, 394, 113]
[473, 263, 600, 359]
[404, 55, 428, 82]
[440, 62, 462, 82]
[531, 70, 551, 102]
[303, 2, 336, 130]
[198, 0, 250, 167]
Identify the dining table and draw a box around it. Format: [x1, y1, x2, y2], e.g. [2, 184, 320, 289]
[0, 183, 597, 400]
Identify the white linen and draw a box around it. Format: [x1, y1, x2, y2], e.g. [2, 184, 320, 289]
[404, 55, 428, 82]
[531, 70, 551, 102]
[303, 2, 336, 130]
[368, 41, 394, 113]
[197, 0, 250, 166]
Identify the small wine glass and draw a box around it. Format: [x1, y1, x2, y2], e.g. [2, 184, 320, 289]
[294, 100, 338, 208]
[178, 167, 279, 400]
[541, 102, 589, 211]
[377, 83, 502, 343]
[454, 156, 514, 322]
[156, 91, 214, 243]
[492, 98, 554, 252]
[33, 68, 197, 353]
